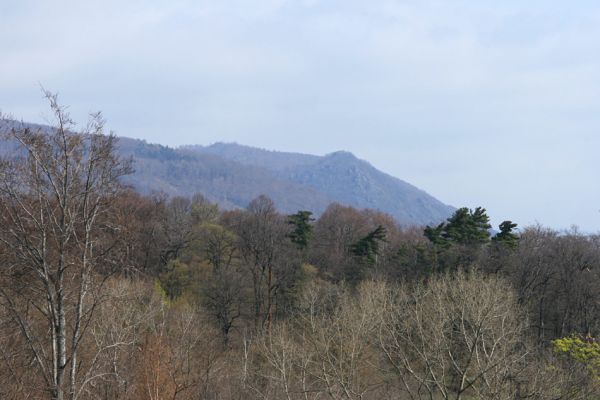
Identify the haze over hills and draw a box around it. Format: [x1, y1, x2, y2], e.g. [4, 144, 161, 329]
[0, 120, 455, 226]
[188, 143, 455, 225]
[116, 137, 333, 214]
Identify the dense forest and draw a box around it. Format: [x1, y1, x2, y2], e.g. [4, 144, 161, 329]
[1, 98, 600, 400]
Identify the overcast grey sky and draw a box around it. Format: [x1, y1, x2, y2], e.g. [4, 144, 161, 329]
[1, 0, 600, 231]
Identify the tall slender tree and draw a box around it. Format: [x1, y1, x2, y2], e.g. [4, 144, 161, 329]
[0, 91, 132, 400]
[287, 210, 314, 250]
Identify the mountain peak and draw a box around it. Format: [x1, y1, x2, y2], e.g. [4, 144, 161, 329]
[183, 142, 454, 225]
[325, 150, 357, 160]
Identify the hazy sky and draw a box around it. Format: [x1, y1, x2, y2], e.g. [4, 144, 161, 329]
[2, 0, 600, 231]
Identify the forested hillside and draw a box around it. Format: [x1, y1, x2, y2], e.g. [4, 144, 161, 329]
[189, 143, 455, 224]
[0, 119, 454, 226]
[1, 102, 600, 399]
[117, 137, 333, 214]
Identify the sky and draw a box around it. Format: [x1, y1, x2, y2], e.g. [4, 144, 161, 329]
[1, 0, 600, 232]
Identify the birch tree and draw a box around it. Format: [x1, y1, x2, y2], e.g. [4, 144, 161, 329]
[0, 92, 132, 399]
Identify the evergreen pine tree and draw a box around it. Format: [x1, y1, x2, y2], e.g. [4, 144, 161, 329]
[287, 210, 314, 249]
[425, 207, 492, 248]
[492, 220, 519, 249]
[351, 225, 387, 265]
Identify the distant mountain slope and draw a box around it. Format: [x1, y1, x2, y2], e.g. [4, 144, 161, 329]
[117, 137, 332, 213]
[281, 151, 453, 224]
[0, 120, 454, 225]
[186, 143, 455, 225]
[185, 142, 320, 171]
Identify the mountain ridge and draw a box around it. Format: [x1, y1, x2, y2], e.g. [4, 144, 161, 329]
[0, 120, 454, 226]
[180, 142, 455, 225]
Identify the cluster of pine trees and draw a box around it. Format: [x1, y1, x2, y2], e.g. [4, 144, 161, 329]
[1, 98, 600, 399]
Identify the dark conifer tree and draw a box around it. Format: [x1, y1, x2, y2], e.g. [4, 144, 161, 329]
[492, 220, 519, 249]
[425, 207, 492, 247]
[351, 225, 387, 266]
[287, 210, 314, 250]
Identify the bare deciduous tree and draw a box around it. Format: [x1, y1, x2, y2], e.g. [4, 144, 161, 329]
[231, 195, 292, 331]
[197, 223, 244, 342]
[244, 280, 386, 400]
[378, 271, 530, 400]
[0, 92, 132, 399]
